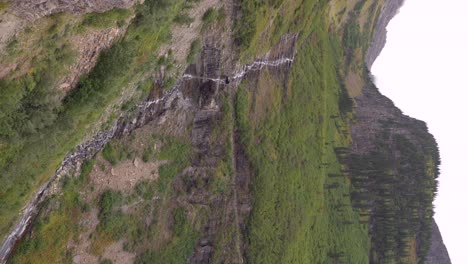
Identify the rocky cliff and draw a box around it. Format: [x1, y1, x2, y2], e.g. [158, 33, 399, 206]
[426, 219, 452, 264]
[365, 0, 405, 68]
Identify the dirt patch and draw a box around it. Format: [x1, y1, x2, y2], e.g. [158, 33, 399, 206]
[0, 13, 25, 54]
[91, 157, 164, 194]
[0, 62, 17, 79]
[345, 70, 365, 97]
[59, 26, 127, 92]
[102, 240, 135, 264]
[71, 208, 100, 264]
[157, 0, 220, 64]
[71, 209, 135, 264]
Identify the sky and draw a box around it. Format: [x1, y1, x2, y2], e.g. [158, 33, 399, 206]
[371, 0, 468, 263]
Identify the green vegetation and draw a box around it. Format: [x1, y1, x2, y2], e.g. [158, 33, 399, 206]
[102, 143, 120, 165]
[343, 18, 361, 64]
[11, 131, 197, 262]
[342, 106, 440, 263]
[233, 0, 437, 262]
[173, 12, 194, 25]
[235, 8, 369, 261]
[156, 137, 190, 193]
[0, 1, 9, 13]
[135, 180, 157, 200]
[135, 207, 199, 264]
[0, 0, 189, 241]
[186, 38, 201, 64]
[233, 1, 261, 49]
[3, 1, 439, 263]
[80, 159, 95, 181]
[97, 190, 125, 237]
[82, 8, 132, 28]
[9, 162, 91, 264]
[230, 1, 371, 262]
[201, 7, 220, 28]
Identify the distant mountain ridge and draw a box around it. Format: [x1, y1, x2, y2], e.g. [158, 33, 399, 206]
[368, 0, 451, 263]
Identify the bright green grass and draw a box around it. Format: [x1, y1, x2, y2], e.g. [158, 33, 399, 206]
[237, 17, 369, 264]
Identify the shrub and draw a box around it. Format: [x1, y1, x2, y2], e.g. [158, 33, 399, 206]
[135, 180, 156, 200]
[234, 1, 261, 48]
[80, 159, 95, 181]
[186, 38, 201, 64]
[102, 143, 119, 165]
[173, 13, 194, 25]
[202, 8, 218, 25]
[172, 207, 186, 236]
[82, 8, 132, 28]
[97, 190, 127, 239]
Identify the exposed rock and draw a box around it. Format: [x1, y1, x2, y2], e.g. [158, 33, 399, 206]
[59, 26, 127, 93]
[366, 0, 405, 68]
[9, 0, 139, 20]
[426, 220, 452, 264]
[0, 12, 25, 53]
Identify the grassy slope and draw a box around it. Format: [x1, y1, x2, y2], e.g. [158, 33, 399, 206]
[9, 165, 91, 264]
[0, 0, 186, 240]
[238, 29, 368, 264]
[10, 133, 197, 263]
[234, 1, 371, 263]
[237, 0, 438, 262]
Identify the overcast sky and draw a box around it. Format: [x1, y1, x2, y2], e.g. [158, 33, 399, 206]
[371, 0, 468, 263]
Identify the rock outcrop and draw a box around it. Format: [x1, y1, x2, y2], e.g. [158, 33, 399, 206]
[9, 0, 138, 20]
[59, 26, 127, 92]
[425, 219, 452, 264]
[365, 0, 405, 68]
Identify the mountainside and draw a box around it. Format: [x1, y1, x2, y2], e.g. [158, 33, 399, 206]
[0, 0, 451, 263]
[425, 219, 452, 264]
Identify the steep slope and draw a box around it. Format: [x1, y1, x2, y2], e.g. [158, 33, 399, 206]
[365, 0, 452, 263]
[0, 0, 452, 263]
[425, 219, 452, 264]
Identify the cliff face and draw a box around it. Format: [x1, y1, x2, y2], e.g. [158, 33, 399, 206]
[365, 0, 405, 68]
[426, 219, 452, 264]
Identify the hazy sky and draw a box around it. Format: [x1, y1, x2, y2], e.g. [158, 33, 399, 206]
[371, 0, 468, 263]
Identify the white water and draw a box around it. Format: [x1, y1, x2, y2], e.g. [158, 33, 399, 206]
[180, 57, 294, 85]
[372, 0, 468, 262]
[142, 56, 294, 109]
